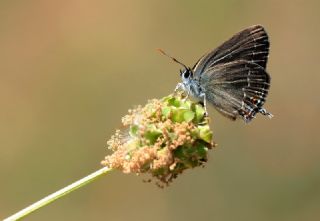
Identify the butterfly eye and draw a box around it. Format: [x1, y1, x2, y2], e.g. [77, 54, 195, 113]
[179, 69, 183, 77]
[183, 71, 190, 79]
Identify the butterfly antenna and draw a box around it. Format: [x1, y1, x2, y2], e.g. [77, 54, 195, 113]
[157, 48, 188, 70]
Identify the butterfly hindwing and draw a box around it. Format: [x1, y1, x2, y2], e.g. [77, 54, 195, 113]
[200, 60, 270, 122]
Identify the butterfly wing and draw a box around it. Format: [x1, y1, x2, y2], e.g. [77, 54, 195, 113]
[200, 60, 271, 122]
[193, 25, 269, 79]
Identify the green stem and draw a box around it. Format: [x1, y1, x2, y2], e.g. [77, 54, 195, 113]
[4, 167, 113, 221]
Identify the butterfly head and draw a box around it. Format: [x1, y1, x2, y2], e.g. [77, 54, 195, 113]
[180, 68, 193, 84]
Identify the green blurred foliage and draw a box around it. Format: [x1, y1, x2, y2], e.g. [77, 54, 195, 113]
[0, 0, 319, 220]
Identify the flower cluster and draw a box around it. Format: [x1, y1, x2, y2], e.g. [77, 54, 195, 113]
[101, 94, 216, 186]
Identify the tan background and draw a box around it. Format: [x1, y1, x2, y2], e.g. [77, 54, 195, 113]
[1, 1, 320, 220]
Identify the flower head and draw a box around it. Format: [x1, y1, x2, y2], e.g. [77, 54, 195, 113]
[101, 94, 216, 186]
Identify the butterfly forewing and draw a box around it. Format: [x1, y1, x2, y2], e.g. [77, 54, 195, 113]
[193, 25, 269, 78]
[200, 60, 270, 121]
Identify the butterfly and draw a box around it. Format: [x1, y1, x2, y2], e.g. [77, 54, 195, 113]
[159, 25, 272, 123]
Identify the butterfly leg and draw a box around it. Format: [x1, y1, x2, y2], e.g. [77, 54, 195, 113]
[174, 83, 184, 92]
[199, 92, 208, 116]
[174, 83, 190, 100]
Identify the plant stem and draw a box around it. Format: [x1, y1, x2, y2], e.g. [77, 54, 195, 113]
[4, 167, 113, 221]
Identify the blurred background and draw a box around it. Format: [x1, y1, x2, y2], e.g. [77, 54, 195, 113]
[1, 0, 320, 220]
